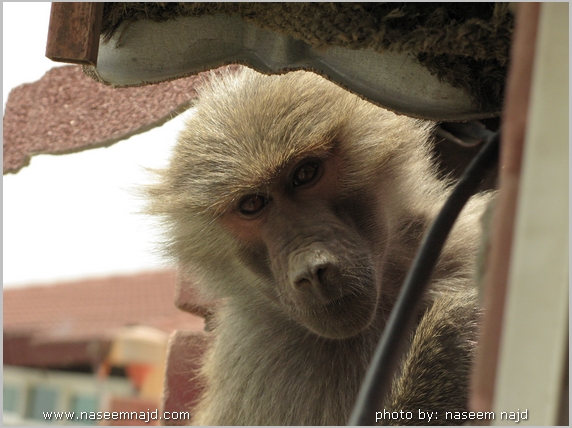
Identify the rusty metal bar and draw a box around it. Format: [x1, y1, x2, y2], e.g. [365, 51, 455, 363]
[45, 2, 104, 66]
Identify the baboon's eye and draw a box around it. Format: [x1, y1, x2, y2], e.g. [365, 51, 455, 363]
[238, 194, 269, 216]
[292, 160, 322, 188]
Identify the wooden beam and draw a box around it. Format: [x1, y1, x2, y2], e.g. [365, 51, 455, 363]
[45, 2, 104, 66]
[469, 3, 540, 417]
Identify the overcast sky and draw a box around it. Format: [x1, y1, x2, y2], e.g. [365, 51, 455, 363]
[3, 3, 189, 287]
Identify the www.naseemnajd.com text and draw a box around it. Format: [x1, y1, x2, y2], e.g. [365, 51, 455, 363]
[376, 409, 529, 423]
[43, 410, 190, 423]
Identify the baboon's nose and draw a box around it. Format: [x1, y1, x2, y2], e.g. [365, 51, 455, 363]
[293, 264, 326, 288]
[291, 250, 340, 303]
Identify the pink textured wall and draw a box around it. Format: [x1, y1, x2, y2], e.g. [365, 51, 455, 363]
[3, 65, 210, 174]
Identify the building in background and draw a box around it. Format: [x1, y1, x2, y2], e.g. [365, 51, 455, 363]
[3, 270, 204, 425]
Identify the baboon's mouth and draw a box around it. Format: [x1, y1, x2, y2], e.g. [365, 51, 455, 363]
[320, 293, 360, 313]
[297, 291, 377, 339]
[297, 290, 376, 322]
[290, 292, 361, 316]
[295, 292, 375, 316]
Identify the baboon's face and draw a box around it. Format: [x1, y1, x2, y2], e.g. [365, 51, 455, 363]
[157, 69, 423, 339]
[220, 149, 384, 339]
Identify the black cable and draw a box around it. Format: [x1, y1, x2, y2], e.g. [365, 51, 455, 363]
[348, 131, 500, 426]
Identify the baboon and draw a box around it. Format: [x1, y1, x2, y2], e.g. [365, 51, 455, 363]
[148, 67, 490, 425]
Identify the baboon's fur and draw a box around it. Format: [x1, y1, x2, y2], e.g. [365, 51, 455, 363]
[147, 67, 490, 425]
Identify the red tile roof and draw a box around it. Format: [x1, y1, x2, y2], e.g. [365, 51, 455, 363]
[3, 270, 204, 344]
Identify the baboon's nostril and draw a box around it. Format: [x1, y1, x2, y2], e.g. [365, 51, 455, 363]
[316, 267, 326, 283]
[294, 277, 313, 289]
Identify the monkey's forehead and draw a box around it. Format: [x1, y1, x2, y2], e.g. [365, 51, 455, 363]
[179, 70, 419, 157]
[162, 68, 433, 213]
